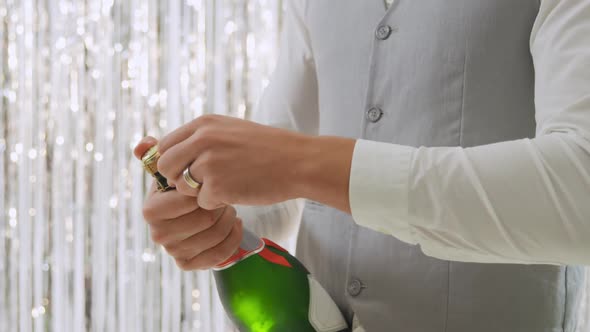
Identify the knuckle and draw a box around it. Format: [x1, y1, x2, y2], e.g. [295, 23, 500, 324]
[173, 182, 188, 195]
[197, 150, 214, 166]
[203, 114, 221, 122]
[210, 248, 231, 267]
[187, 161, 206, 183]
[188, 130, 203, 144]
[226, 206, 237, 219]
[174, 258, 192, 271]
[175, 181, 196, 197]
[208, 227, 226, 245]
[192, 129, 215, 147]
[209, 253, 225, 267]
[165, 243, 183, 257]
[212, 207, 226, 222]
[218, 215, 235, 233]
[194, 114, 217, 127]
[157, 136, 171, 154]
[150, 229, 166, 245]
[194, 115, 209, 126]
[201, 212, 217, 229]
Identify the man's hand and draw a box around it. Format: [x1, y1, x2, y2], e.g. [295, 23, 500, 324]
[151, 113, 354, 214]
[155, 114, 316, 210]
[134, 138, 243, 271]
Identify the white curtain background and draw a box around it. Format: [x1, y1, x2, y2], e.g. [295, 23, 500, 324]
[0, 0, 283, 331]
[1, 1, 589, 332]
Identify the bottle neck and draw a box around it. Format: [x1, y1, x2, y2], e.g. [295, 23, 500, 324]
[213, 228, 264, 271]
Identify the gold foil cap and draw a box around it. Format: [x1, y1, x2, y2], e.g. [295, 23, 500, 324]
[141, 145, 172, 192]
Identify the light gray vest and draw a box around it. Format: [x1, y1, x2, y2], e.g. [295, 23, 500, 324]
[295, 1, 585, 331]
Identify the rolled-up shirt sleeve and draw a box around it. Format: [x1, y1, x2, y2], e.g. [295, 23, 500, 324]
[349, 0, 590, 265]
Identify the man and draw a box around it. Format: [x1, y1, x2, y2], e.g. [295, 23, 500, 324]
[135, 0, 590, 331]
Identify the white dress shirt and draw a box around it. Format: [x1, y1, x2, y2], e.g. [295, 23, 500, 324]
[349, 0, 590, 266]
[244, 0, 590, 279]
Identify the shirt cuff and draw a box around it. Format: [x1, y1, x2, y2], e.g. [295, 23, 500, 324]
[349, 140, 416, 241]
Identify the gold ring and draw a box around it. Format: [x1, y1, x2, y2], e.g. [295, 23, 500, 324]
[183, 167, 202, 190]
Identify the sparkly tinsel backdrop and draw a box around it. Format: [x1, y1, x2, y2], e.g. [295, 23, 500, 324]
[0, 0, 283, 331]
[2, 1, 590, 332]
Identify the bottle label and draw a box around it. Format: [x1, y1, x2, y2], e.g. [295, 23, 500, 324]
[258, 238, 292, 268]
[213, 230, 295, 271]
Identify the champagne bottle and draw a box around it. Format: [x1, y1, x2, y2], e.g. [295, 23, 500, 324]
[141, 146, 349, 332]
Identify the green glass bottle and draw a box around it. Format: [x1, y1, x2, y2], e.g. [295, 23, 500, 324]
[141, 147, 349, 332]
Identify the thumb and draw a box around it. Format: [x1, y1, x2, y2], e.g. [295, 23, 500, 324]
[134, 136, 159, 160]
[197, 185, 225, 210]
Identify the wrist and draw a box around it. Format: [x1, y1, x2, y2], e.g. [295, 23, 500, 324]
[283, 134, 315, 199]
[291, 135, 319, 199]
[291, 135, 355, 213]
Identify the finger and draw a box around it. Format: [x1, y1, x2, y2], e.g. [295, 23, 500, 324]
[165, 206, 236, 259]
[158, 114, 221, 155]
[142, 190, 199, 223]
[177, 219, 243, 271]
[134, 136, 159, 160]
[165, 206, 234, 259]
[158, 122, 197, 156]
[178, 157, 209, 197]
[157, 133, 204, 190]
[197, 182, 224, 210]
[167, 160, 203, 198]
[149, 207, 222, 246]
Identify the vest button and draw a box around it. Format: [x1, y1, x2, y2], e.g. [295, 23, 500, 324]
[366, 107, 383, 123]
[347, 279, 364, 297]
[375, 25, 393, 40]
